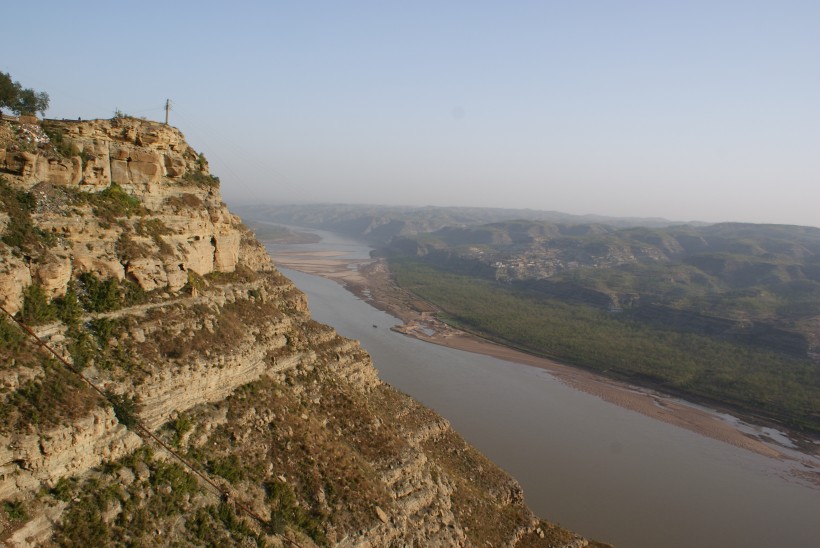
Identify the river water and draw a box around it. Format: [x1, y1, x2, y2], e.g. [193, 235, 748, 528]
[265, 229, 819, 548]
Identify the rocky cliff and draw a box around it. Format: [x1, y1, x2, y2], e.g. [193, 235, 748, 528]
[0, 117, 603, 547]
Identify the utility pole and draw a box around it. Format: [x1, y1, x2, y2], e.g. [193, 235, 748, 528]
[165, 99, 170, 125]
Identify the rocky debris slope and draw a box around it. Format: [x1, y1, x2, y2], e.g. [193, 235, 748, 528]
[0, 117, 606, 546]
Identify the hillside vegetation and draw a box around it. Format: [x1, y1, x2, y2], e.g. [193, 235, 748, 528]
[384, 220, 820, 434]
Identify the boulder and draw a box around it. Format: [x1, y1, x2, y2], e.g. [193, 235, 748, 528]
[164, 262, 188, 292]
[35, 254, 72, 299]
[0, 249, 32, 315]
[41, 156, 82, 186]
[108, 145, 163, 186]
[2, 151, 37, 177]
[213, 231, 241, 272]
[73, 255, 125, 281]
[181, 236, 215, 275]
[163, 154, 186, 177]
[80, 140, 112, 189]
[126, 257, 168, 292]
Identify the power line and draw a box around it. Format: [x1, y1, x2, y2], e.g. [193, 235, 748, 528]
[0, 304, 304, 546]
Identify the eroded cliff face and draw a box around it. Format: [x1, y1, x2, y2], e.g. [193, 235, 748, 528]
[0, 117, 601, 547]
[0, 117, 264, 316]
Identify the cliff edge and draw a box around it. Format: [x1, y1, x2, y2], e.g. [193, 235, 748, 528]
[0, 116, 605, 547]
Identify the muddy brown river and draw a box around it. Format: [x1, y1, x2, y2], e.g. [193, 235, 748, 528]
[266, 230, 819, 547]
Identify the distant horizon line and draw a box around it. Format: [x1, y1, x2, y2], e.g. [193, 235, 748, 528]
[227, 201, 820, 231]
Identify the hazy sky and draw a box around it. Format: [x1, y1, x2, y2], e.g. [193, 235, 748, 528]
[3, 1, 819, 226]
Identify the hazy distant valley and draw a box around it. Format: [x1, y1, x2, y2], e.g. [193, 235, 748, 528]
[241, 204, 820, 436]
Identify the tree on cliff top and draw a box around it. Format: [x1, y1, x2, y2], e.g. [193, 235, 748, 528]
[0, 72, 49, 116]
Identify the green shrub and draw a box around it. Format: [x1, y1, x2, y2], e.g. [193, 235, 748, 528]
[0, 315, 25, 354]
[188, 503, 263, 546]
[3, 357, 99, 430]
[120, 278, 147, 307]
[88, 317, 120, 345]
[264, 479, 299, 533]
[42, 125, 79, 158]
[19, 283, 56, 325]
[208, 454, 244, 484]
[77, 272, 146, 313]
[2, 500, 28, 521]
[185, 270, 207, 293]
[264, 479, 327, 543]
[78, 272, 120, 312]
[54, 479, 111, 546]
[105, 390, 140, 428]
[54, 282, 83, 326]
[0, 177, 46, 252]
[51, 477, 79, 502]
[73, 182, 144, 224]
[182, 170, 220, 188]
[66, 326, 95, 370]
[135, 218, 171, 238]
[171, 414, 193, 447]
[149, 460, 198, 497]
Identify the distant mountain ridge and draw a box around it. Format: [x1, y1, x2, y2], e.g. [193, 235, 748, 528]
[235, 203, 695, 246]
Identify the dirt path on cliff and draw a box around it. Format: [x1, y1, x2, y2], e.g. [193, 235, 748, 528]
[267, 248, 820, 485]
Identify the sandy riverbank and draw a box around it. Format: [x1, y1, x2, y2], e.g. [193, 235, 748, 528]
[268, 248, 819, 482]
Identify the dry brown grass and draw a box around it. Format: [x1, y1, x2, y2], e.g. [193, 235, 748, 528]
[421, 429, 532, 546]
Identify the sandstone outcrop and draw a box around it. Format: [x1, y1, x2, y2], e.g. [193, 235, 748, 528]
[0, 118, 248, 314]
[0, 249, 31, 316]
[0, 407, 141, 500]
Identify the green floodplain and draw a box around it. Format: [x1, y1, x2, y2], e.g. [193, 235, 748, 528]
[389, 257, 819, 436]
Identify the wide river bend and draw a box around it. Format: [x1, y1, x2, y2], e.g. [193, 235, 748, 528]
[266, 230, 819, 548]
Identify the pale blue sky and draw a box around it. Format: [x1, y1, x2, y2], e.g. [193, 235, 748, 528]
[3, 1, 819, 226]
